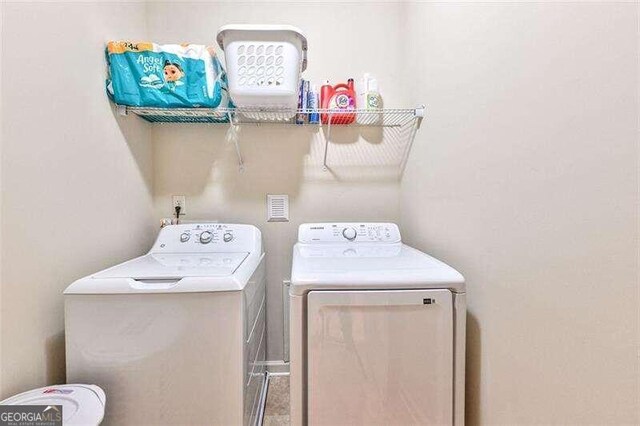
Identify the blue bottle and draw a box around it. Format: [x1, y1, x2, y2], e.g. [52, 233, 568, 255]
[307, 84, 320, 124]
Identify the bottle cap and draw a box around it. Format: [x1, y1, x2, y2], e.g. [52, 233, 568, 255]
[359, 75, 369, 93]
[368, 77, 379, 92]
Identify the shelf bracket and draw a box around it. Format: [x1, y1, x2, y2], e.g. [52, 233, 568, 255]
[227, 111, 244, 172]
[415, 105, 426, 128]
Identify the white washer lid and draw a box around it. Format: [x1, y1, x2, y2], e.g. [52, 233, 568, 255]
[92, 252, 249, 280]
[0, 384, 105, 426]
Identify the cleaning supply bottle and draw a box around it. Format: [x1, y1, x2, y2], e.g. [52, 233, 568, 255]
[296, 79, 309, 124]
[307, 84, 320, 124]
[357, 74, 383, 124]
[321, 79, 356, 124]
[357, 73, 371, 118]
[365, 76, 383, 124]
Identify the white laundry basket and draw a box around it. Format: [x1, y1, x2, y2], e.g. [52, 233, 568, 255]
[217, 25, 308, 119]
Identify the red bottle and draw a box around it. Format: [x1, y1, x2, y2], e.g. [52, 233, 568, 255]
[320, 79, 356, 124]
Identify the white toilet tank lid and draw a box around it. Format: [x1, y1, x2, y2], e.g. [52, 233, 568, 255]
[0, 384, 106, 426]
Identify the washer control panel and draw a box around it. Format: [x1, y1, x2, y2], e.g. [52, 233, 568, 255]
[298, 223, 401, 244]
[151, 223, 259, 253]
[174, 224, 235, 246]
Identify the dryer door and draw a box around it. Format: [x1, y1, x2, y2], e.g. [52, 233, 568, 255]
[307, 289, 454, 426]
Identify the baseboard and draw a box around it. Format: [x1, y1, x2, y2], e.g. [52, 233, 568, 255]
[264, 360, 290, 375]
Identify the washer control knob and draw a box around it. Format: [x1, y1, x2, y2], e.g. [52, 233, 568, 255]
[342, 227, 357, 241]
[199, 231, 213, 244]
[180, 233, 190, 243]
[223, 232, 233, 243]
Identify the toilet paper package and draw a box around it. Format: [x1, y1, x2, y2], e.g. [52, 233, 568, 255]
[106, 41, 230, 108]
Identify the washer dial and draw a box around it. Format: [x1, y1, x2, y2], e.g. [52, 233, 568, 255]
[199, 231, 213, 244]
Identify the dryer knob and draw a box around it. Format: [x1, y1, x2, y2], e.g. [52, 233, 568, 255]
[199, 231, 213, 244]
[180, 233, 190, 243]
[342, 227, 357, 241]
[223, 232, 233, 243]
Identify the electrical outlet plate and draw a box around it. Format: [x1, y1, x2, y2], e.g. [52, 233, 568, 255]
[172, 195, 186, 214]
[267, 194, 289, 222]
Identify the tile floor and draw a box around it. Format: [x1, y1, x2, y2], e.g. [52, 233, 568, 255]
[263, 374, 290, 425]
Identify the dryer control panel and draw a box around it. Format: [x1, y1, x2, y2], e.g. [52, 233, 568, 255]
[298, 223, 401, 244]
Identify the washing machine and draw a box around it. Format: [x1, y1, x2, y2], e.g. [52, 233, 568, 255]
[289, 223, 466, 426]
[65, 223, 267, 426]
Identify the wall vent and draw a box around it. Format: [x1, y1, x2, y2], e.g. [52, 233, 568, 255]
[267, 194, 289, 222]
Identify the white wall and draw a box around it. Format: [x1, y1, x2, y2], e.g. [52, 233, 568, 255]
[147, 1, 409, 361]
[400, 2, 639, 425]
[0, 2, 155, 398]
[0, 2, 637, 423]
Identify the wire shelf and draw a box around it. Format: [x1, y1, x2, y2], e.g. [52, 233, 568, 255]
[118, 106, 230, 123]
[115, 104, 425, 172]
[118, 105, 424, 127]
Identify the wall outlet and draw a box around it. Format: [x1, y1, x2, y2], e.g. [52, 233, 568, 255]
[172, 195, 186, 215]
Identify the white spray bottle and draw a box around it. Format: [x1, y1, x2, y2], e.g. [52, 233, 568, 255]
[357, 74, 383, 124]
[356, 73, 370, 124]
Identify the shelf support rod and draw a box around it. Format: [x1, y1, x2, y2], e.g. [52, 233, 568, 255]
[227, 111, 244, 172]
[323, 112, 332, 171]
[399, 106, 425, 176]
